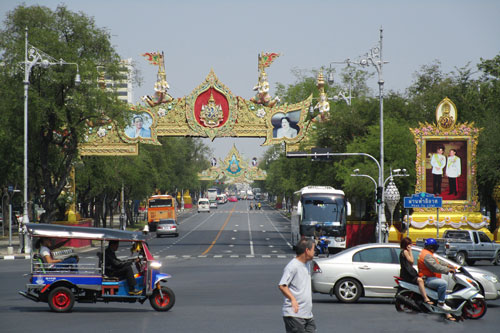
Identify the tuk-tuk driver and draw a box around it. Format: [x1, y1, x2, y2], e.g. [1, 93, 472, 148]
[105, 240, 142, 295]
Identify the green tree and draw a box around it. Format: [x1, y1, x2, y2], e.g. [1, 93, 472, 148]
[0, 5, 125, 222]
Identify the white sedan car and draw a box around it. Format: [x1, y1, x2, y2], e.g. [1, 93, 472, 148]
[197, 199, 210, 213]
[312, 243, 500, 303]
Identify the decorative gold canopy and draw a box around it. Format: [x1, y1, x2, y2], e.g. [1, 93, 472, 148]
[80, 51, 316, 156]
[198, 144, 266, 183]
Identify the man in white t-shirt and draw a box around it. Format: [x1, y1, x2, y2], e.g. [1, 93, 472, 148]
[279, 238, 316, 332]
[38, 237, 78, 268]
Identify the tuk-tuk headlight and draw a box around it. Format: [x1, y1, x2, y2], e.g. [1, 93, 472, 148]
[150, 261, 162, 269]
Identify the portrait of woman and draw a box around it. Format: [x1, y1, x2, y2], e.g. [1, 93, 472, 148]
[125, 114, 152, 138]
[276, 117, 298, 139]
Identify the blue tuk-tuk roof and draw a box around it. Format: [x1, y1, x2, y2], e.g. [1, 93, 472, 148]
[26, 223, 146, 242]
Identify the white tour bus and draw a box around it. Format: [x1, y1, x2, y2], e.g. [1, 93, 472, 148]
[291, 186, 351, 251]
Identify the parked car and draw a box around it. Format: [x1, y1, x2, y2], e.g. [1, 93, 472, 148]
[156, 219, 178, 237]
[311, 243, 500, 303]
[228, 196, 238, 202]
[197, 199, 210, 213]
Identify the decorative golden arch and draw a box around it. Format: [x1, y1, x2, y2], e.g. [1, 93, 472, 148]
[198, 144, 266, 183]
[80, 51, 315, 156]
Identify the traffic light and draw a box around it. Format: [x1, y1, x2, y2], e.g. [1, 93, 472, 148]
[376, 186, 383, 204]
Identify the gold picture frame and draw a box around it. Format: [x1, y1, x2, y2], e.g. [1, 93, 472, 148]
[411, 122, 481, 213]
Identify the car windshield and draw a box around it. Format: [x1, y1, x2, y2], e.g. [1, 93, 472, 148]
[159, 220, 175, 225]
[302, 194, 345, 223]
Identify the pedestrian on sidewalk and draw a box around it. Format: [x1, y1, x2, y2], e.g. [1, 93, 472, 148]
[278, 238, 316, 333]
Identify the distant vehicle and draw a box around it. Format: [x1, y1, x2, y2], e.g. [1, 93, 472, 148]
[156, 219, 178, 237]
[147, 195, 176, 231]
[417, 230, 500, 266]
[228, 196, 238, 202]
[207, 187, 218, 207]
[209, 201, 218, 209]
[197, 199, 210, 213]
[207, 188, 218, 201]
[311, 243, 500, 303]
[216, 195, 225, 204]
[291, 186, 351, 251]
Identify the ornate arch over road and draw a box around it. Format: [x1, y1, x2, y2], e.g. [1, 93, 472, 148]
[198, 144, 266, 183]
[80, 52, 316, 156]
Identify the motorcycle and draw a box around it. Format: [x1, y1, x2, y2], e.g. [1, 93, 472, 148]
[394, 266, 487, 320]
[314, 236, 330, 257]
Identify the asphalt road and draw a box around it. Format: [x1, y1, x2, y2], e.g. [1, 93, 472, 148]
[1, 200, 499, 332]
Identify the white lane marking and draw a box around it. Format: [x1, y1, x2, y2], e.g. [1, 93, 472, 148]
[264, 213, 293, 249]
[247, 208, 254, 256]
[268, 245, 274, 248]
[162, 212, 216, 252]
[231, 237, 236, 240]
[233, 230, 237, 232]
[235, 225, 239, 227]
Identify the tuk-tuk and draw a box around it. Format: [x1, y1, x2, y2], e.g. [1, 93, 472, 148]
[19, 223, 175, 313]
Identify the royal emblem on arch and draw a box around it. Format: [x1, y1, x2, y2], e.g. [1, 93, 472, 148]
[200, 91, 224, 128]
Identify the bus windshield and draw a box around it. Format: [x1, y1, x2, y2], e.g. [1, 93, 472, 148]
[149, 198, 173, 208]
[302, 194, 345, 224]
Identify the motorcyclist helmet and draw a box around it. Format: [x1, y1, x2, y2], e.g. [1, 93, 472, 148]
[424, 238, 439, 251]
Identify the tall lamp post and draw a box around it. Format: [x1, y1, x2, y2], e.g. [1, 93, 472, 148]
[336, 28, 388, 239]
[22, 27, 80, 253]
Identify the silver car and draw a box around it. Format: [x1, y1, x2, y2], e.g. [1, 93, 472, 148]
[312, 243, 500, 303]
[156, 219, 178, 238]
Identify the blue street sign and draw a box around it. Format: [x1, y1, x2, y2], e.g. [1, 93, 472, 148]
[404, 192, 442, 208]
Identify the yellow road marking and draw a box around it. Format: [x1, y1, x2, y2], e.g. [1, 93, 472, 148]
[201, 205, 236, 255]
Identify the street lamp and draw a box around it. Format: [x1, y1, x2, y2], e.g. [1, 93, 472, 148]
[340, 27, 388, 242]
[326, 65, 354, 106]
[22, 27, 80, 253]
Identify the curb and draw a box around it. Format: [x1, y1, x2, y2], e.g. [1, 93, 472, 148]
[0, 254, 30, 260]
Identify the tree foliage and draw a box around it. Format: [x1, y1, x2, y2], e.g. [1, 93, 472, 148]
[264, 55, 500, 229]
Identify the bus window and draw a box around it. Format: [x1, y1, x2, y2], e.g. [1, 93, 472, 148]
[149, 199, 173, 208]
[302, 194, 345, 223]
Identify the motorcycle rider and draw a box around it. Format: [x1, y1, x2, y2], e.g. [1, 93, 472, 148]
[257, 202, 262, 210]
[418, 238, 456, 320]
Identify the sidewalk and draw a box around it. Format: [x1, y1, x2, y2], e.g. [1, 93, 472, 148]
[0, 208, 194, 260]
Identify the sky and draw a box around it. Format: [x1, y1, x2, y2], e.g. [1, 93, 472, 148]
[1, 0, 499, 161]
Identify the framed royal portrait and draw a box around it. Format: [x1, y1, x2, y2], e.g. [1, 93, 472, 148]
[263, 95, 311, 145]
[424, 138, 469, 201]
[411, 122, 481, 212]
[122, 107, 158, 143]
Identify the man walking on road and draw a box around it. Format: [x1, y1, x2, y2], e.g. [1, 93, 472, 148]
[279, 238, 316, 332]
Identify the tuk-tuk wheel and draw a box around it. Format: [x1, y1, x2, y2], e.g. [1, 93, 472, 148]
[48, 286, 75, 313]
[150, 286, 175, 311]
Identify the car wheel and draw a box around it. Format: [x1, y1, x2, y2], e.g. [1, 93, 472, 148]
[455, 251, 467, 266]
[175, 233, 179, 237]
[334, 278, 362, 303]
[466, 259, 475, 266]
[48, 286, 75, 313]
[156, 234, 161, 238]
[493, 252, 500, 266]
[150, 286, 175, 311]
